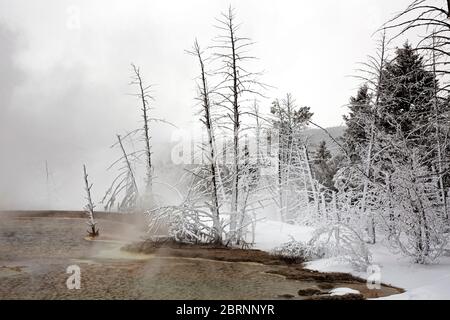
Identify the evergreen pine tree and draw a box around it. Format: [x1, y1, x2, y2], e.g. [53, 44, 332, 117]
[342, 84, 373, 159]
[313, 140, 336, 191]
[378, 42, 436, 143]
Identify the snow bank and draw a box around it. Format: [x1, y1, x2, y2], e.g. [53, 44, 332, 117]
[254, 219, 450, 299]
[307, 244, 450, 300]
[378, 276, 450, 300]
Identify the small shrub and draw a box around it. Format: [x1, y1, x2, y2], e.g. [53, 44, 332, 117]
[309, 224, 372, 271]
[271, 237, 325, 264]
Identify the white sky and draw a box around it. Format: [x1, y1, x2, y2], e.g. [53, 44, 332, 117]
[0, 0, 415, 209]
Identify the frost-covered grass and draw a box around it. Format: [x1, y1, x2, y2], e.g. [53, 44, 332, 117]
[254, 219, 450, 300]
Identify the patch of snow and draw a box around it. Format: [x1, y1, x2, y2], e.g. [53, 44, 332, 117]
[330, 287, 360, 296]
[306, 256, 354, 274]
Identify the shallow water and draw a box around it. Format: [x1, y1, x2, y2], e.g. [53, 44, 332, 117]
[0, 213, 400, 299]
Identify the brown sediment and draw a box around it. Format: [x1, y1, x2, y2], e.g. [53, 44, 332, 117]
[317, 283, 335, 290]
[123, 239, 405, 299]
[265, 267, 367, 283]
[0, 265, 25, 272]
[123, 239, 293, 265]
[306, 293, 365, 300]
[277, 293, 296, 299]
[297, 288, 323, 296]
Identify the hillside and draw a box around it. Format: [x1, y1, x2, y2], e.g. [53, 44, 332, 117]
[303, 126, 346, 155]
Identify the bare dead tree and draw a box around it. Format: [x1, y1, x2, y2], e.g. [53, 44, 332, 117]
[130, 64, 155, 207]
[211, 6, 266, 238]
[131, 64, 153, 194]
[383, 0, 450, 40]
[383, 0, 450, 85]
[83, 164, 99, 237]
[187, 39, 223, 243]
[103, 65, 176, 213]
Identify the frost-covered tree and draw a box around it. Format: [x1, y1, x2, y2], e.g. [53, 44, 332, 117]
[144, 7, 270, 247]
[372, 130, 448, 263]
[384, 0, 450, 221]
[337, 32, 389, 244]
[429, 35, 449, 220]
[337, 32, 450, 262]
[309, 223, 372, 271]
[268, 94, 315, 222]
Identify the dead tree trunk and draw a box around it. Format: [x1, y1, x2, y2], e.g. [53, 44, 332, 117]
[229, 12, 240, 236]
[191, 40, 222, 243]
[131, 64, 153, 205]
[213, 7, 264, 242]
[83, 164, 99, 237]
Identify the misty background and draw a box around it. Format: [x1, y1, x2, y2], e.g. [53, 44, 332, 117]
[0, 0, 414, 210]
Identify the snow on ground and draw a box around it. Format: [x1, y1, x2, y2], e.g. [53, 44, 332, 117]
[253, 219, 314, 251]
[306, 244, 450, 300]
[379, 276, 450, 300]
[254, 219, 450, 299]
